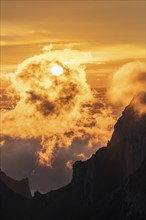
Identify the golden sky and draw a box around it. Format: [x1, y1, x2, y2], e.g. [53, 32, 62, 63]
[0, 0, 146, 191]
[1, 0, 145, 87]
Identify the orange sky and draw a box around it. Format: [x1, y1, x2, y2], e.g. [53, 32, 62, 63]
[1, 0, 145, 87]
[0, 0, 146, 192]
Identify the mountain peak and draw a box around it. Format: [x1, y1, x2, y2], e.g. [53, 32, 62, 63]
[129, 91, 146, 116]
[0, 169, 32, 198]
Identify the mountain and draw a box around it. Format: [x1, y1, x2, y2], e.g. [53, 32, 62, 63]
[0, 92, 146, 220]
[0, 170, 32, 219]
[0, 169, 32, 198]
[0, 177, 30, 220]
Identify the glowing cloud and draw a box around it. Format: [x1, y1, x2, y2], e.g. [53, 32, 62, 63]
[65, 160, 73, 170]
[109, 61, 146, 106]
[1, 46, 115, 167]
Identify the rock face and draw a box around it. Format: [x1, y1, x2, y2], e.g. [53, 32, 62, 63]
[72, 92, 146, 208]
[108, 95, 146, 177]
[0, 92, 146, 220]
[0, 169, 32, 198]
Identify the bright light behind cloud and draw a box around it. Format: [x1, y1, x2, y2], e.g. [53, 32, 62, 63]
[51, 65, 64, 76]
[1, 46, 115, 167]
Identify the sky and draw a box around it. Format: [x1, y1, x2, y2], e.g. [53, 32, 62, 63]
[0, 0, 145, 193]
[1, 0, 145, 87]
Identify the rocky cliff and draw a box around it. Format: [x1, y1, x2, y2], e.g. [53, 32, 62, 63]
[72, 92, 146, 208]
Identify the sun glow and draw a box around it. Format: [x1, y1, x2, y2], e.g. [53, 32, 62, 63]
[51, 65, 64, 76]
[0, 47, 116, 167]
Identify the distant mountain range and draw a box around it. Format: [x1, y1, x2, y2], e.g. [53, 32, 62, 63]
[0, 92, 146, 220]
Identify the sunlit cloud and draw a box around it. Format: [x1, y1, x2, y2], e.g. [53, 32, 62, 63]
[65, 160, 73, 170]
[2, 45, 145, 169]
[0, 140, 5, 148]
[108, 62, 145, 105]
[76, 153, 88, 161]
[108, 61, 146, 117]
[1, 46, 115, 167]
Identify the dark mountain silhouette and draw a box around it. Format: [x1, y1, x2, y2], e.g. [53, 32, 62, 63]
[0, 169, 32, 198]
[0, 92, 146, 220]
[0, 177, 30, 220]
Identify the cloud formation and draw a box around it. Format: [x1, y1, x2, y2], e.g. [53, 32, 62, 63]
[109, 61, 146, 108]
[1, 47, 115, 167]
